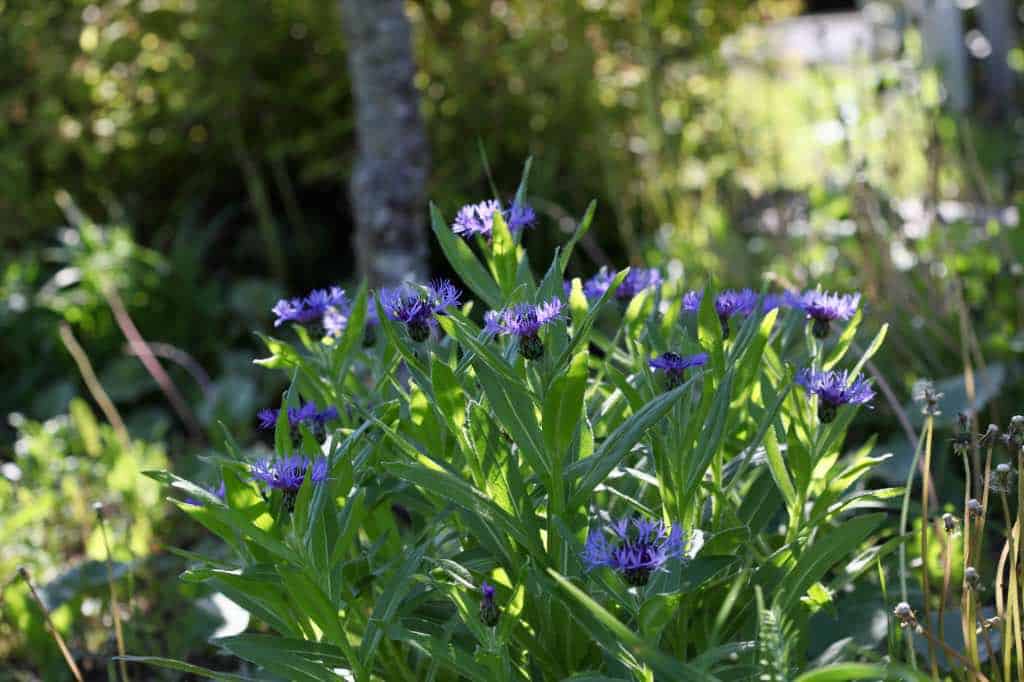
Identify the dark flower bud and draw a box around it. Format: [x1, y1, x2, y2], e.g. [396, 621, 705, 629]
[811, 318, 831, 339]
[479, 581, 499, 628]
[942, 513, 957, 534]
[519, 334, 544, 360]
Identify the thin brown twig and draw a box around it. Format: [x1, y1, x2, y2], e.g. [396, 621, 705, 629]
[95, 505, 129, 682]
[17, 567, 84, 682]
[58, 322, 129, 446]
[103, 287, 203, 441]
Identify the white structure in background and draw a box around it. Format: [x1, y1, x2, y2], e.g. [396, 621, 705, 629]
[911, 0, 971, 111]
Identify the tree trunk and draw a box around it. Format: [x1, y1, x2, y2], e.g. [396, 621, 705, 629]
[339, 0, 429, 287]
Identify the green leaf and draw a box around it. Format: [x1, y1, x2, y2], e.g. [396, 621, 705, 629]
[697, 281, 725, 376]
[513, 156, 533, 208]
[430, 202, 502, 308]
[253, 333, 301, 370]
[777, 513, 885, 614]
[568, 375, 697, 507]
[115, 656, 260, 681]
[475, 360, 549, 478]
[822, 308, 862, 371]
[559, 200, 596, 274]
[545, 569, 718, 681]
[848, 322, 887, 379]
[763, 424, 796, 507]
[490, 211, 518, 297]
[543, 350, 589, 461]
[216, 635, 349, 681]
[793, 663, 930, 682]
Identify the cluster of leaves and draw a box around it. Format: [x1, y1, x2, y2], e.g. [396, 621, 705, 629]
[0, 400, 167, 674]
[131, 169, 914, 681]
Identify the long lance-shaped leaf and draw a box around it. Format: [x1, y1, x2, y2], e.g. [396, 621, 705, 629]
[568, 375, 697, 508]
[776, 513, 885, 614]
[475, 359, 549, 478]
[559, 200, 597, 274]
[115, 657, 262, 681]
[545, 569, 720, 681]
[215, 635, 350, 682]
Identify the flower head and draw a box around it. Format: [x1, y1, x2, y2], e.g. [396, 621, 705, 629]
[479, 581, 499, 627]
[763, 292, 798, 312]
[649, 352, 708, 389]
[582, 515, 688, 586]
[380, 280, 462, 342]
[257, 403, 338, 443]
[583, 267, 661, 302]
[272, 286, 348, 330]
[251, 455, 328, 510]
[793, 290, 860, 338]
[681, 289, 759, 337]
[796, 368, 875, 423]
[452, 199, 537, 239]
[484, 298, 563, 359]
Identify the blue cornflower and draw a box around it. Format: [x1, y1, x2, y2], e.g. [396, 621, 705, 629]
[484, 298, 564, 359]
[452, 199, 537, 239]
[272, 286, 348, 331]
[479, 581, 499, 627]
[185, 480, 226, 507]
[583, 267, 662, 302]
[681, 289, 759, 337]
[649, 352, 709, 389]
[762, 292, 797, 312]
[583, 515, 688, 586]
[257, 403, 338, 443]
[794, 290, 860, 338]
[251, 455, 329, 510]
[796, 368, 875, 423]
[380, 279, 462, 342]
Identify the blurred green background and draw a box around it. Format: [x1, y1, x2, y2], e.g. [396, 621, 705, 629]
[2, 0, 1023, 677]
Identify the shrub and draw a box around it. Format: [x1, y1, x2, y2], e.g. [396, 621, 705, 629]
[132, 165, 902, 680]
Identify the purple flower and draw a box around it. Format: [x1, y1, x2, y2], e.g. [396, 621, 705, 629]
[763, 292, 798, 312]
[380, 279, 462, 342]
[505, 201, 537, 232]
[582, 516, 688, 586]
[250, 455, 329, 510]
[272, 286, 348, 331]
[479, 580, 499, 627]
[452, 199, 537, 239]
[681, 289, 759, 337]
[793, 290, 860, 338]
[649, 352, 709, 389]
[796, 368, 875, 423]
[185, 480, 226, 507]
[484, 298, 563, 359]
[257, 403, 338, 443]
[583, 267, 661, 302]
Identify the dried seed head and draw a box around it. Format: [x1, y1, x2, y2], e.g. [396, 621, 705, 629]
[965, 566, 980, 589]
[967, 498, 983, 518]
[981, 424, 1000, 447]
[942, 513, 957, 534]
[893, 601, 917, 628]
[912, 380, 943, 416]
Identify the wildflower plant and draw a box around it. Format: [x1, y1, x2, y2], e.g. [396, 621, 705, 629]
[134, 162, 894, 681]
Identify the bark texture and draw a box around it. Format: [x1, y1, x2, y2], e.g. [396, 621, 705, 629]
[339, 0, 429, 286]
